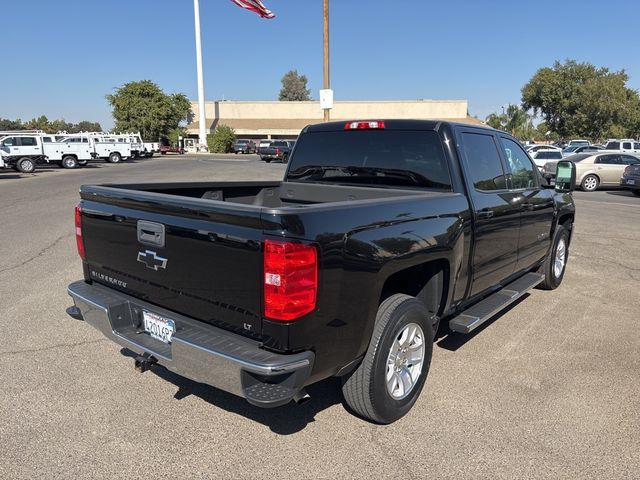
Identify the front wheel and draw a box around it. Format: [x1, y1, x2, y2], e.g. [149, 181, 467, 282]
[108, 152, 121, 163]
[631, 189, 640, 197]
[16, 157, 36, 173]
[342, 294, 434, 424]
[538, 224, 570, 290]
[581, 174, 599, 192]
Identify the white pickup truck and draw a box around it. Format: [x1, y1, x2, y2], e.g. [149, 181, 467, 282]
[0, 132, 133, 172]
[603, 139, 640, 154]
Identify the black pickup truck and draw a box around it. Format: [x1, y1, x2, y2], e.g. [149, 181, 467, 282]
[258, 139, 291, 163]
[67, 120, 577, 424]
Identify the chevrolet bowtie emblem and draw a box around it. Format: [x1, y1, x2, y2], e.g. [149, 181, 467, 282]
[137, 250, 168, 271]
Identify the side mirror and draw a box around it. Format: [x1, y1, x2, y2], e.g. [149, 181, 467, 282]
[555, 160, 576, 193]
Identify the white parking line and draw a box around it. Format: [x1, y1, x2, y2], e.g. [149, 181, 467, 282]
[575, 198, 638, 208]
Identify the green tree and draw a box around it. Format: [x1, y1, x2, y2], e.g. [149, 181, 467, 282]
[0, 118, 23, 130]
[522, 59, 640, 140]
[106, 80, 191, 141]
[278, 70, 311, 101]
[24, 115, 51, 132]
[72, 121, 103, 133]
[485, 112, 505, 130]
[165, 127, 187, 147]
[485, 104, 535, 140]
[207, 124, 235, 153]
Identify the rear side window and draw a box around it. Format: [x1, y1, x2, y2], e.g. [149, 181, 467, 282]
[18, 137, 38, 146]
[287, 130, 452, 190]
[459, 132, 506, 191]
[596, 155, 619, 164]
[536, 151, 563, 160]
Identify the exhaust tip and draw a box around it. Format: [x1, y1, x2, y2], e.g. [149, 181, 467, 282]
[293, 389, 311, 405]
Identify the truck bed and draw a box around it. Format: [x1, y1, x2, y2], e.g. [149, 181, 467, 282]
[78, 180, 463, 349]
[87, 180, 437, 209]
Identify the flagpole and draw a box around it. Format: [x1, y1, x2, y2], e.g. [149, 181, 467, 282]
[193, 0, 208, 150]
[323, 0, 330, 122]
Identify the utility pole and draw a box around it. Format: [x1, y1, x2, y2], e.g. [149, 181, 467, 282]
[193, 0, 208, 150]
[322, 0, 331, 122]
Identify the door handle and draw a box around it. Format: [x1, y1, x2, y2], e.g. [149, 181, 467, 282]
[521, 203, 534, 211]
[477, 209, 494, 219]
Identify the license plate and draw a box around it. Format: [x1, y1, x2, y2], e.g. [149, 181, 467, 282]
[627, 179, 635, 185]
[143, 310, 175, 344]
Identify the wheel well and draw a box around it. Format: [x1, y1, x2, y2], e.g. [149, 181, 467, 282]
[63, 154, 78, 159]
[558, 213, 574, 244]
[379, 260, 448, 316]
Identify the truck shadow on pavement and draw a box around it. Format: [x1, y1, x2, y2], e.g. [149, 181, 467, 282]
[435, 294, 529, 351]
[119, 348, 345, 434]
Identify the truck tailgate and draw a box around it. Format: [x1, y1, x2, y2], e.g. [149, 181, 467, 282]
[79, 189, 265, 339]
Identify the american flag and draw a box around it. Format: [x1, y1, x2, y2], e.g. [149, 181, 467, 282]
[230, 0, 275, 19]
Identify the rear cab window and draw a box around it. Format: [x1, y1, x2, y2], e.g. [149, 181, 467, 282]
[286, 129, 452, 190]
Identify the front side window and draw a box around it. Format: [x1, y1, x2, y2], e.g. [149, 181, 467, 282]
[500, 137, 537, 189]
[621, 155, 640, 165]
[459, 132, 506, 191]
[622, 142, 632, 149]
[2, 137, 16, 147]
[606, 141, 620, 150]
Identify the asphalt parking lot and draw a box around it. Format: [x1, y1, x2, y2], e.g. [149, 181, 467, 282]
[1, 154, 638, 479]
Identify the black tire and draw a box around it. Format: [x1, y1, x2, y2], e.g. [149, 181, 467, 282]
[108, 152, 121, 163]
[61, 155, 78, 169]
[78, 159, 88, 167]
[148, 152, 154, 158]
[538, 224, 570, 290]
[16, 157, 36, 173]
[631, 189, 640, 197]
[581, 174, 599, 192]
[263, 158, 271, 163]
[342, 294, 434, 424]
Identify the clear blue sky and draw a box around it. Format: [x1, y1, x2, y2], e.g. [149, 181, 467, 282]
[1, 0, 639, 130]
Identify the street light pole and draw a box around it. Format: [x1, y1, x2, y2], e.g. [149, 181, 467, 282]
[193, 0, 208, 150]
[323, 0, 330, 122]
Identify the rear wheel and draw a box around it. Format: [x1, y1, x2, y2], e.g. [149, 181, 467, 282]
[108, 152, 121, 163]
[78, 159, 88, 167]
[342, 294, 434, 424]
[632, 189, 640, 197]
[538, 224, 570, 290]
[16, 157, 36, 173]
[61, 155, 78, 169]
[581, 174, 599, 192]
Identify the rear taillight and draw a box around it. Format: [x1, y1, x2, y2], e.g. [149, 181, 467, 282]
[344, 120, 385, 130]
[264, 240, 317, 321]
[75, 204, 85, 260]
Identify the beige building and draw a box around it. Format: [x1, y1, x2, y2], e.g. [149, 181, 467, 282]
[186, 99, 482, 140]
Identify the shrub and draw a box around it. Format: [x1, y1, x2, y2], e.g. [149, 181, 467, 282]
[207, 124, 235, 153]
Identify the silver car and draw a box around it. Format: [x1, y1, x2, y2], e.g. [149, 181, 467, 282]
[545, 153, 640, 191]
